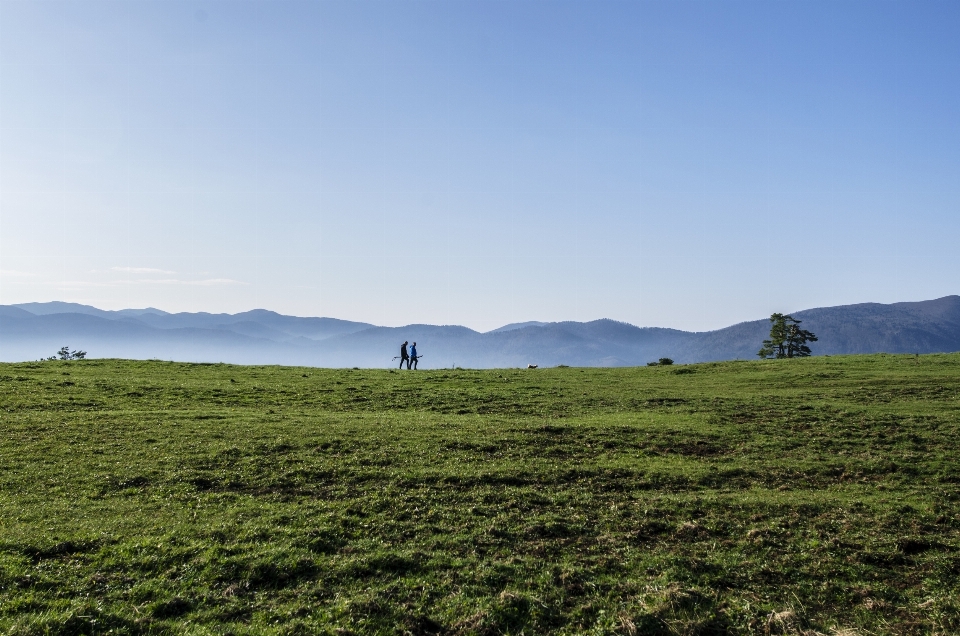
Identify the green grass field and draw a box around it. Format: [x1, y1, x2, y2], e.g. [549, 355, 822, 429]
[1, 354, 959, 635]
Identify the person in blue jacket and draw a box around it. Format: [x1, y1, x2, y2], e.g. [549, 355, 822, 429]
[409, 342, 419, 370]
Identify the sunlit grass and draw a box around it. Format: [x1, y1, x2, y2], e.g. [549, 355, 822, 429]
[1, 354, 959, 634]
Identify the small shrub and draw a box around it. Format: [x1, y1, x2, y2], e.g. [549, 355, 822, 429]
[52, 346, 87, 361]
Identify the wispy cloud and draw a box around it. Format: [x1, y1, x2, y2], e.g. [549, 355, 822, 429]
[7, 277, 246, 289]
[0, 270, 37, 277]
[144, 278, 246, 286]
[111, 267, 176, 274]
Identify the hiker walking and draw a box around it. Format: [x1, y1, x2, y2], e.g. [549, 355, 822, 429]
[399, 341, 409, 369]
[409, 342, 419, 370]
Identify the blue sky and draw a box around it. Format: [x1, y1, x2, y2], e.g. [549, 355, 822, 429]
[1, 0, 958, 331]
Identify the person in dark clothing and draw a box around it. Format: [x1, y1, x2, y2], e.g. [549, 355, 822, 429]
[399, 341, 409, 369]
[409, 342, 419, 370]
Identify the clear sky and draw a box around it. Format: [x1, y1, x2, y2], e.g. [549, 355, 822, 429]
[1, 0, 958, 331]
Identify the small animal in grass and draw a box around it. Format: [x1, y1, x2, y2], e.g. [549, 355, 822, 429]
[527, 364, 538, 369]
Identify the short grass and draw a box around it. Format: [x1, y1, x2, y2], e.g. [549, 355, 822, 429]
[1, 354, 959, 635]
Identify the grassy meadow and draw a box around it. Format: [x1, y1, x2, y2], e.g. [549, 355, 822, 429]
[1, 354, 959, 635]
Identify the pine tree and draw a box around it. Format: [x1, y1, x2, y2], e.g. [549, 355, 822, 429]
[758, 314, 817, 359]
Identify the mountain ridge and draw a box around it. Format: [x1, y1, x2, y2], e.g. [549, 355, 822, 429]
[2, 296, 958, 367]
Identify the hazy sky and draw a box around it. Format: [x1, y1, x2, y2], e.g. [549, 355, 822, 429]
[1, 0, 958, 331]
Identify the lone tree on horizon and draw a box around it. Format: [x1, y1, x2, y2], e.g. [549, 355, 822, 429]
[758, 313, 817, 359]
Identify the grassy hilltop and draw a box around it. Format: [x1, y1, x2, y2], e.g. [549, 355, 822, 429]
[1, 355, 959, 635]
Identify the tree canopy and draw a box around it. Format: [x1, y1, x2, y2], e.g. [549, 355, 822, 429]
[758, 313, 818, 359]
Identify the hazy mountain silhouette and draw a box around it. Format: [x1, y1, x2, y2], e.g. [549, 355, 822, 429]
[487, 321, 550, 334]
[1, 297, 958, 367]
[10, 301, 169, 318]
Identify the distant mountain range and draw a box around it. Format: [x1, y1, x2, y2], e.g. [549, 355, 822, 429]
[1, 296, 959, 367]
